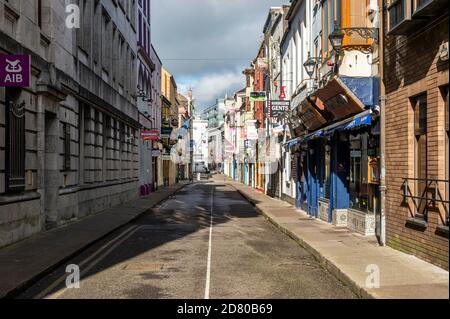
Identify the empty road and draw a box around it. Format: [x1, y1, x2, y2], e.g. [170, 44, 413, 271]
[18, 181, 356, 299]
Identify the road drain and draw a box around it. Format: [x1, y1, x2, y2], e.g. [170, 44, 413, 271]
[123, 262, 163, 271]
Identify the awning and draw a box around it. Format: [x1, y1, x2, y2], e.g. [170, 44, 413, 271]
[284, 110, 374, 149]
[303, 129, 324, 142]
[285, 138, 300, 149]
[344, 113, 372, 130]
[323, 110, 373, 136]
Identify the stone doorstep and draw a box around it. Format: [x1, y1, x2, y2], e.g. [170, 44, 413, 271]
[0, 183, 187, 299]
[228, 182, 449, 299]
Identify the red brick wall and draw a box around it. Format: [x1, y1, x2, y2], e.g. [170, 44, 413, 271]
[384, 14, 449, 269]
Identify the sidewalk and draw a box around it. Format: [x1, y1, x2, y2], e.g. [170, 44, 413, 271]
[215, 175, 449, 299]
[0, 183, 188, 298]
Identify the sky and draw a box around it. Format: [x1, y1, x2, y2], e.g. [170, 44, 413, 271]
[151, 0, 287, 111]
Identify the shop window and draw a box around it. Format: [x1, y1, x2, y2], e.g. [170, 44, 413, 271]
[413, 94, 428, 220]
[5, 88, 25, 193]
[349, 132, 380, 214]
[324, 144, 331, 199]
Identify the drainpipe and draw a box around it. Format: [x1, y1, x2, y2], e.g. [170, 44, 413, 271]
[378, 0, 387, 246]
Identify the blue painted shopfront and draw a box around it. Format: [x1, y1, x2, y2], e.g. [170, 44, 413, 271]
[291, 76, 379, 222]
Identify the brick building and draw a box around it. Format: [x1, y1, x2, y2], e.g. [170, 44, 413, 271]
[383, 0, 449, 269]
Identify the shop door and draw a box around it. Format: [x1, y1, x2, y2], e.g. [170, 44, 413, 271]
[296, 153, 308, 211]
[308, 143, 319, 217]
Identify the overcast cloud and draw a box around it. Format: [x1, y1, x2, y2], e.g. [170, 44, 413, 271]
[151, 0, 287, 110]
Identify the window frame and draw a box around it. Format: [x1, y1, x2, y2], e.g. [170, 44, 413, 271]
[412, 93, 428, 220]
[5, 89, 26, 193]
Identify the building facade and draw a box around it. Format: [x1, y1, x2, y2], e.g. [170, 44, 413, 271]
[136, 0, 155, 195]
[161, 67, 179, 186]
[0, 0, 139, 247]
[383, 0, 449, 269]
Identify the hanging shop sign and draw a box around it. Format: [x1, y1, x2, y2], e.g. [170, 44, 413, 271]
[250, 91, 267, 102]
[161, 127, 173, 138]
[246, 126, 258, 140]
[0, 55, 31, 88]
[141, 129, 160, 141]
[268, 100, 290, 118]
[152, 150, 161, 157]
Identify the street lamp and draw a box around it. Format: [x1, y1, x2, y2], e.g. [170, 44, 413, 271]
[329, 21, 345, 54]
[303, 52, 318, 79]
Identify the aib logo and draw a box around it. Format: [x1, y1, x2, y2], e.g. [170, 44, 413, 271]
[0, 55, 31, 88]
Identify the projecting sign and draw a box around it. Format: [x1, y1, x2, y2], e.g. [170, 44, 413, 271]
[268, 100, 290, 118]
[250, 91, 267, 102]
[141, 130, 160, 141]
[0, 55, 31, 88]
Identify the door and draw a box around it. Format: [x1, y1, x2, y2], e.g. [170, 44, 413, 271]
[308, 142, 319, 217]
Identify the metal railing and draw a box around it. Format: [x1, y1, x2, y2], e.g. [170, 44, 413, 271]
[402, 178, 449, 226]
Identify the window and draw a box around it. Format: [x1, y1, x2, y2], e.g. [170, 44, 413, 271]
[37, 0, 42, 28]
[388, 0, 406, 30]
[63, 123, 71, 171]
[5, 88, 25, 193]
[444, 87, 449, 226]
[349, 132, 380, 214]
[413, 0, 432, 12]
[413, 94, 428, 220]
[324, 144, 331, 199]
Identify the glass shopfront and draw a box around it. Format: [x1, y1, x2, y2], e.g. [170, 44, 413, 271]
[349, 131, 380, 214]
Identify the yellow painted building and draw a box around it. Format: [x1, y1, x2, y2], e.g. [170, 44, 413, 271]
[161, 67, 179, 186]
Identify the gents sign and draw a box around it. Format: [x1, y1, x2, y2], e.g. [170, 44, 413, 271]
[250, 91, 267, 102]
[0, 55, 31, 87]
[268, 100, 290, 118]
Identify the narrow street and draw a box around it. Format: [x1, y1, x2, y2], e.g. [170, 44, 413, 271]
[18, 181, 355, 299]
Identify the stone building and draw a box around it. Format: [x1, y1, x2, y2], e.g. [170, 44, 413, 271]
[383, 0, 449, 269]
[136, 0, 155, 195]
[0, 0, 139, 248]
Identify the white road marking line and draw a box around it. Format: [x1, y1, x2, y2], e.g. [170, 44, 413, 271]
[204, 188, 214, 299]
[35, 225, 139, 299]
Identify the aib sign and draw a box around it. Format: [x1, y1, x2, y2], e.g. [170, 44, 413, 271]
[0, 55, 31, 88]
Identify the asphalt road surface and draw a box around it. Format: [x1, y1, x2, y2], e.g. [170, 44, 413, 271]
[18, 181, 356, 299]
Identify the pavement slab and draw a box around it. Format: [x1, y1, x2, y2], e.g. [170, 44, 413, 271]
[0, 183, 188, 298]
[219, 175, 449, 299]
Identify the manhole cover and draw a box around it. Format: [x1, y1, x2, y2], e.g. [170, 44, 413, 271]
[123, 263, 163, 271]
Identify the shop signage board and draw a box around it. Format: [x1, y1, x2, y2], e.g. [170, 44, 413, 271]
[141, 129, 160, 141]
[0, 54, 31, 87]
[250, 91, 267, 102]
[268, 100, 290, 118]
[152, 150, 161, 157]
[246, 126, 258, 140]
[161, 155, 171, 161]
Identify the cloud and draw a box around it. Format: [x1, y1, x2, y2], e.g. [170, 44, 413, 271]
[184, 71, 245, 108]
[151, 0, 286, 106]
